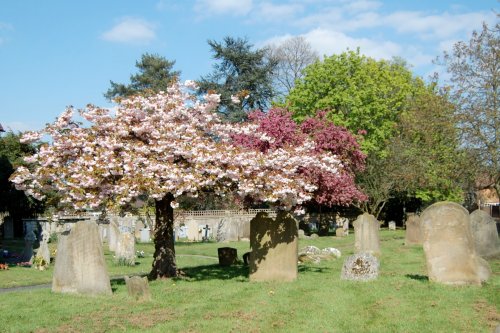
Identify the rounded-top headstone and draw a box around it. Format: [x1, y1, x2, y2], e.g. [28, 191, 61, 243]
[421, 202, 491, 285]
[470, 209, 500, 258]
[353, 213, 380, 255]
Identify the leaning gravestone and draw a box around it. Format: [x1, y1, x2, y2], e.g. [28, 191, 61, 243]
[125, 276, 151, 302]
[52, 221, 112, 295]
[405, 213, 422, 245]
[249, 211, 298, 282]
[470, 209, 500, 258]
[341, 252, 379, 281]
[421, 202, 491, 285]
[115, 232, 136, 265]
[353, 213, 380, 255]
[108, 219, 120, 252]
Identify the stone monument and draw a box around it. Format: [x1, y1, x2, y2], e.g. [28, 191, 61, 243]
[52, 221, 112, 295]
[353, 213, 380, 255]
[421, 202, 491, 285]
[405, 213, 422, 245]
[249, 211, 298, 282]
[469, 209, 500, 258]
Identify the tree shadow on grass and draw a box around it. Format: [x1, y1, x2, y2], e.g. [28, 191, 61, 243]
[178, 263, 248, 282]
[405, 274, 429, 282]
[298, 265, 332, 274]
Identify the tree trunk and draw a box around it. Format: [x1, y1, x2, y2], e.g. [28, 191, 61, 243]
[149, 193, 177, 279]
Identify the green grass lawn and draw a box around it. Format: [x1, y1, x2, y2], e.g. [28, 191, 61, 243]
[0, 230, 498, 333]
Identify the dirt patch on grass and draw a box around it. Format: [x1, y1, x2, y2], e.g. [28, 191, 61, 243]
[474, 299, 500, 330]
[35, 306, 177, 332]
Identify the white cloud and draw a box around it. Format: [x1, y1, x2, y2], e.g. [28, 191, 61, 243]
[343, 0, 382, 13]
[194, 0, 253, 16]
[302, 28, 402, 60]
[257, 2, 303, 20]
[383, 11, 496, 40]
[101, 18, 156, 44]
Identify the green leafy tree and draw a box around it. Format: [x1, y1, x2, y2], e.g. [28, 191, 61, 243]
[287, 50, 419, 155]
[439, 22, 500, 200]
[0, 131, 45, 234]
[105, 53, 180, 100]
[198, 36, 277, 122]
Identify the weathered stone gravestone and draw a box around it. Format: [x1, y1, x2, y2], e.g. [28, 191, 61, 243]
[470, 209, 500, 258]
[108, 219, 120, 252]
[388, 221, 396, 230]
[21, 223, 37, 263]
[341, 253, 379, 281]
[249, 211, 298, 282]
[421, 202, 491, 285]
[298, 229, 307, 239]
[342, 218, 349, 236]
[335, 227, 345, 237]
[405, 213, 422, 245]
[52, 221, 112, 295]
[115, 232, 136, 266]
[353, 213, 380, 255]
[218, 247, 238, 266]
[140, 228, 151, 243]
[35, 229, 51, 268]
[124, 276, 151, 302]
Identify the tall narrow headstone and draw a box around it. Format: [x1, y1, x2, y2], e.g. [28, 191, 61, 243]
[249, 211, 298, 282]
[52, 221, 112, 295]
[35, 229, 51, 266]
[405, 213, 422, 245]
[470, 209, 500, 258]
[353, 213, 380, 255]
[421, 202, 491, 285]
[115, 232, 136, 265]
[108, 218, 120, 252]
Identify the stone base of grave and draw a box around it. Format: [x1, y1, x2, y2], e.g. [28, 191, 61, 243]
[218, 247, 238, 266]
[341, 253, 379, 281]
[249, 211, 298, 282]
[52, 221, 112, 296]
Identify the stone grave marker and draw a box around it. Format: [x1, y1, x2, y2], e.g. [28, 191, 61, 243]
[140, 228, 151, 243]
[125, 276, 151, 302]
[52, 221, 112, 295]
[353, 213, 380, 255]
[341, 252, 379, 281]
[342, 218, 349, 236]
[218, 247, 238, 266]
[405, 213, 422, 245]
[21, 223, 37, 263]
[35, 229, 51, 268]
[421, 202, 491, 285]
[249, 211, 298, 282]
[115, 231, 136, 265]
[335, 227, 345, 237]
[108, 219, 120, 252]
[469, 209, 500, 258]
[388, 221, 396, 230]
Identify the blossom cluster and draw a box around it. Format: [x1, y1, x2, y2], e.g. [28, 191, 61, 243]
[10, 80, 365, 212]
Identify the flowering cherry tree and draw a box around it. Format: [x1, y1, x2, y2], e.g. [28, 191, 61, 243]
[11, 81, 365, 279]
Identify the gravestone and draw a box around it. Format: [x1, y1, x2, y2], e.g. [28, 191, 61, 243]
[52, 221, 112, 295]
[35, 229, 51, 267]
[341, 252, 379, 281]
[218, 247, 238, 266]
[115, 232, 136, 265]
[342, 218, 349, 236]
[405, 213, 422, 245]
[249, 211, 298, 282]
[108, 219, 120, 252]
[388, 221, 396, 230]
[125, 276, 151, 301]
[298, 229, 307, 239]
[353, 213, 380, 255]
[421, 202, 491, 285]
[336, 227, 345, 237]
[21, 224, 37, 263]
[469, 209, 500, 258]
[140, 228, 151, 243]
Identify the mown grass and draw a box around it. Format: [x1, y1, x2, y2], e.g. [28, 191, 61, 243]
[0, 230, 498, 333]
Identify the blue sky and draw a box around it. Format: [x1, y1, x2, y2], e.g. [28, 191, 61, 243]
[0, 0, 497, 132]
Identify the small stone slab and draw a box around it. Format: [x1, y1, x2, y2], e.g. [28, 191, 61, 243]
[125, 276, 151, 302]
